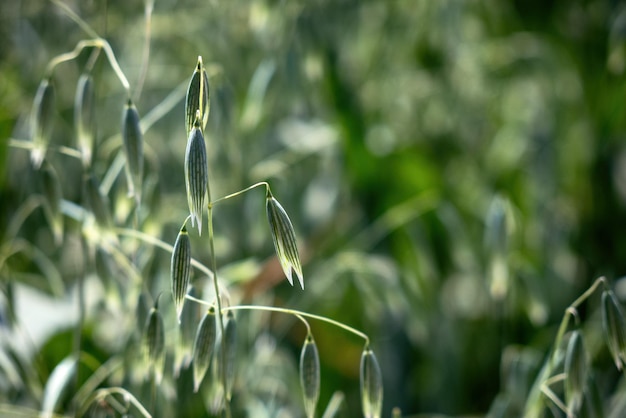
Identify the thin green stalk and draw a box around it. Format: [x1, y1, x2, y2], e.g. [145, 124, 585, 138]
[44, 38, 130, 93]
[185, 297, 370, 345]
[209, 181, 269, 208]
[79, 387, 152, 418]
[207, 206, 231, 418]
[71, 357, 124, 409]
[9, 138, 83, 160]
[224, 305, 369, 345]
[134, 0, 154, 102]
[51, 0, 99, 38]
[113, 227, 214, 278]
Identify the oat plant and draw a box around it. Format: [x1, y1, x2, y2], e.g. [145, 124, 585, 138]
[3, 2, 385, 417]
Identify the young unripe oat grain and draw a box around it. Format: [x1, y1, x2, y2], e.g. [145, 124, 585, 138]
[121, 99, 144, 205]
[360, 345, 383, 418]
[171, 223, 191, 322]
[30, 78, 56, 168]
[602, 290, 626, 370]
[144, 301, 165, 384]
[75, 73, 96, 167]
[192, 307, 217, 392]
[184, 116, 209, 234]
[185, 56, 210, 136]
[564, 330, 587, 415]
[266, 189, 304, 289]
[300, 333, 320, 418]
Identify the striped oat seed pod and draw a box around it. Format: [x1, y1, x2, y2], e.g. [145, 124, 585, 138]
[39, 162, 63, 245]
[185, 56, 210, 136]
[184, 117, 209, 234]
[564, 330, 587, 415]
[192, 307, 217, 392]
[266, 189, 304, 289]
[300, 333, 320, 418]
[360, 345, 383, 418]
[30, 77, 55, 168]
[144, 300, 166, 384]
[171, 224, 191, 322]
[121, 99, 144, 205]
[601, 289, 626, 370]
[74, 73, 96, 167]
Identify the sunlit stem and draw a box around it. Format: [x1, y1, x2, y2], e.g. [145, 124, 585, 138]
[540, 373, 568, 414]
[206, 206, 230, 418]
[83, 387, 152, 418]
[209, 181, 269, 208]
[72, 357, 124, 410]
[185, 298, 370, 345]
[134, 0, 154, 101]
[44, 38, 130, 94]
[113, 227, 214, 278]
[51, 0, 99, 38]
[8, 139, 82, 160]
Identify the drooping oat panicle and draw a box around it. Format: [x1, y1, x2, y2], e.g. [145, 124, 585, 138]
[39, 162, 63, 245]
[144, 301, 166, 384]
[185, 56, 210, 136]
[171, 224, 191, 322]
[266, 189, 304, 289]
[121, 98, 144, 205]
[192, 307, 217, 392]
[300, 333, 320, 418]
[564, 331, 587, 415]
[601, 290, 626, 370]
[84, 174, 112, 229]
[184, 117, 209, 234]
[30, 77, 56, 168]
[360, 345, 383, 418]
[74, 73, 96, 167]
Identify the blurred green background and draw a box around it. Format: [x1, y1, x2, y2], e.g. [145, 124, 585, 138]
[2, 0, 626, 416]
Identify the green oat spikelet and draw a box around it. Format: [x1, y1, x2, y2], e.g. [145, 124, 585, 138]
[121, 98, 144, 206]
[601, 290, 626, 370]
[300, 333, 321, 418]
[185, 56, 210, 136]
[144, 297, 166, 384]
[171, 223, 191, 322]
[192, 307, 217, 392]
[564, 331, 587, 416]
[74, 73, 96, 167]
[266, 189, 304, 289]
[184, 115, 209, 234]
[30, 77, 55, 168]
[360, 345, 383, 418]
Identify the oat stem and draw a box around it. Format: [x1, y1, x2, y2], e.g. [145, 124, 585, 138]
[81, 387, 152, 418]
[9, 138, 82, 160]
[113, 226, 214, 279]
[207, 205, 231, 418]
[209, 181, 270, 208]
[184, 299, 370, 345]
[134, 0, 154, 102]
[45, 38, 130, 94]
